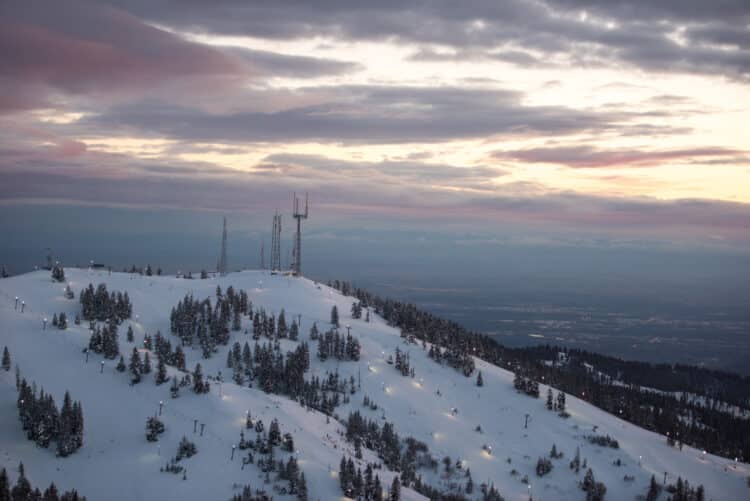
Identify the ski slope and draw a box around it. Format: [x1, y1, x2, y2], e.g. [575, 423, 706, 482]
[0, 269, 748, 500]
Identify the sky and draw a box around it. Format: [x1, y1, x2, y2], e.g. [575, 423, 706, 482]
[1, 0, 749, 258]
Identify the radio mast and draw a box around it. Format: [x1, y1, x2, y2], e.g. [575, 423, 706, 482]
[292, 193, 308, 276]
[217, 217, 228, 276]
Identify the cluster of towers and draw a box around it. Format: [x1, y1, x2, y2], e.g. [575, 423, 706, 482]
[217, 193, 309, 277]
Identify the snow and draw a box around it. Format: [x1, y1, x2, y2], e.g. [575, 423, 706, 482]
[1, 269, 748, 500]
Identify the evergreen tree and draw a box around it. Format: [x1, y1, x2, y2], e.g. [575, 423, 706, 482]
[155, 358, 168, 385]
[192, 364, 209, 394]
[11, 463, 31, 501]
[0, 468, 9, 501]
[476, 371, 483, 387]
[2, 347, 10, 372]
[51, 265, 65, 283]
[277, 309, 287, 338]
[389, 476, 400, 501]
[330, 305, 339, 327]
[116, 356, 126, 372]
[646, 474, 660, 501]
[142, 353, 151, 375]
[297, 472, 307, 501]
[557, 392, 566, 414]
[42, 483, 59, 501]
[126, 326, 134, 343]
[547, 388, 554, 410]
[129, 348, 142, 384]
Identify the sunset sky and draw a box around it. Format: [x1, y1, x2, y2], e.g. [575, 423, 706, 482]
[1, 0, 749, 253]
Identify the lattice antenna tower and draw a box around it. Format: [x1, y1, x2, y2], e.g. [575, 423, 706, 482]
[259, 241, 265, 270]
[271, 211, 282, 273]
[217, 216, 228, 276]
[292, 192, 309, 276]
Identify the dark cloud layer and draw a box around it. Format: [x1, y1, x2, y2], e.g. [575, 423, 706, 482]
[1, 161, 748, 238]
[74, 85, 627, 144]
[102, 0, 750, 80]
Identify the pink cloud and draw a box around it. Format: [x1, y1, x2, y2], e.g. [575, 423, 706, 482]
[0, 1, 244, 113]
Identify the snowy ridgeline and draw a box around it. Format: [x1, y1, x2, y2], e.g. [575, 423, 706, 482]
[0, 268, 748, 501]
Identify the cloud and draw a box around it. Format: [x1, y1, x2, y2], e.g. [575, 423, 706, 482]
[75, 85, 627, 144]
[493, 145, 748, 168]
[101, 0, 750, 80]
[1, 146, 748, 243]
[0, 0, 362, 114]
[262, 153, 507, 187]
[227, 47, 363, 78]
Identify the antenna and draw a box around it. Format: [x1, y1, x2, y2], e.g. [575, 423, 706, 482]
[259, 241, 265, 270]
[271, 211, 282, 273]
[292, 192, 309, 276]
[217, 217, 228, 276]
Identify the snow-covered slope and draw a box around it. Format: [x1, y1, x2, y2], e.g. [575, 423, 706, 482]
[0, 269, 747, 500]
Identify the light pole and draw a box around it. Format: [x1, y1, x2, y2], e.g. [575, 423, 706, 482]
[14, 297, 18, 311]
[43, 318, 47, 330]
[159, 400, 164, 416]
[100, 361, 104, 373]
[346, 324, 351, 336]
[20, 301, 25, 313]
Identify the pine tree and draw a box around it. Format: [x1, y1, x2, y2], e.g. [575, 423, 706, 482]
[42, 482, 58, 501]
[557, 392, 566, 414]
[142, 353, 151, 374]
[389, 476, 400, 501]
[1, 347, 10, 372]
[547, 388, 554, 410]
[155, 358, 168, 385]
[646, 474, 660, 501]
[582, 468, 595, 492]
[11, 463, 31, 500]
[0, 468, 9, 501]
[330, 306, 339, 327]
[476, 371, 483, 387]
[126, 326, 134, 343]
[129, 348, 142, 383]
[297, 472, 308, 501]
[51, 265, 65, 283]
[116, 356, 126, 372]
[193, 364, 208, 394]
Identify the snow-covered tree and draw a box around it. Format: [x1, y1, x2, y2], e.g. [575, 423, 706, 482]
[51, 264, 65, 283]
